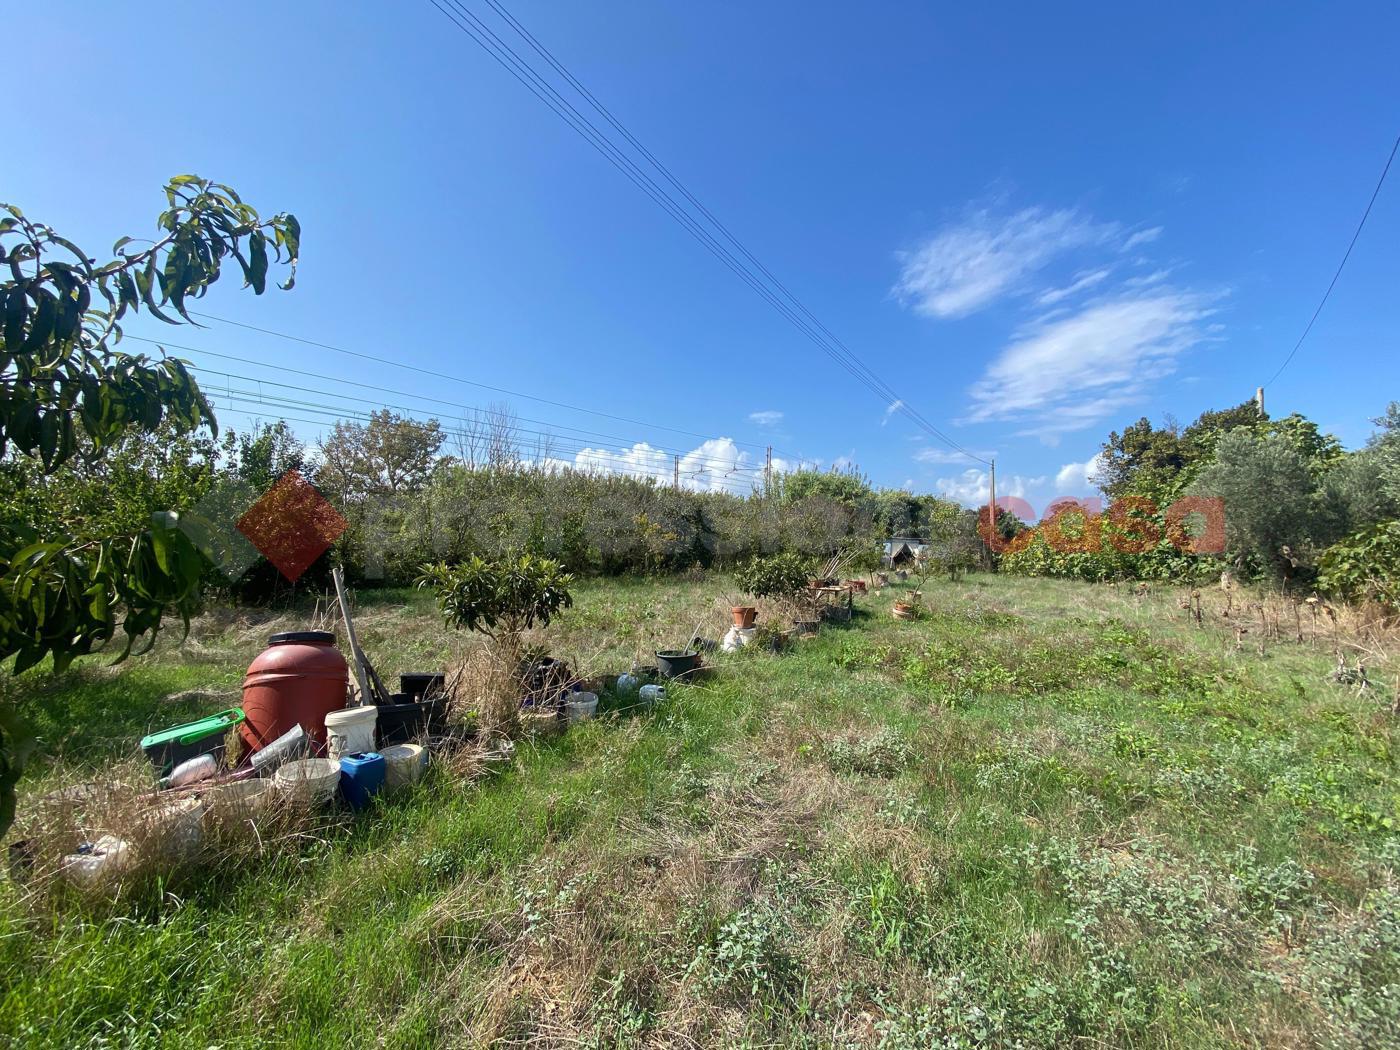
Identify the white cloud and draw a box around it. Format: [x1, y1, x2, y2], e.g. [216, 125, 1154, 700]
[1122, 267, 1173, 289]
[1121, 226, 1164, 251]
[550, 437, 779, 494]
[963, 289, 1219, 441]
[913, 446, 996, 465]
[1035, 268, 1111, 306]
[893, 206, 1117, 318]
[935, 468, 1045, 507]
[1054, 452, 1104, 492]
[748, 410, 783, 427]
[881, 399, 904, 426]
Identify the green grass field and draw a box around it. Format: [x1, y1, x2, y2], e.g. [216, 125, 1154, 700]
[2, 573, 1398, 1048]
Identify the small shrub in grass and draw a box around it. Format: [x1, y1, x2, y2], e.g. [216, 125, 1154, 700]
[734, 551, 812, 618]
[419, 552, 573, 733]
[823, 726, 913, 777]
[1301, 885, 1400, 1047]
[686, 902, 801, 1005]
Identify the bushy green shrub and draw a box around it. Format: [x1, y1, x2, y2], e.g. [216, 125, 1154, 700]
[1000, 522, 1222, 584]
[419, 552, 574, 640]
[734, 551, 811, 602]
[1318, 521, 1400, 610]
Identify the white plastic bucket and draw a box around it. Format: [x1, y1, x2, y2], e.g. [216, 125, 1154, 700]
[566, 692, 599, 722]
[274, 758, 341, 807]
[380, 743, 428, 789]
[324, 706, 377, 760]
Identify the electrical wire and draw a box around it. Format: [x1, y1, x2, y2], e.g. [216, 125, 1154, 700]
[424, 0, 990, 465]
[185, 311, 796, 460]
[126, 333, 794, 475]
[1263, 133, 1399, 388]
[208, 398, 762, 494]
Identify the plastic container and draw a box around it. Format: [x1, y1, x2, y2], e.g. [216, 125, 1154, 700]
[566, 692, 599, 722]
[338, 752, 385, 810]
[375, 693, 447, 745]
[141, 709, 244, 775]
[399, 672, 445, 699]
[62, 835, 132, 888]
[656, 649, 701, 680]
[324, 706, 378, 760]
[166, 753, 219, 788]
[203, 778, 273, 821]
[380, 743, 428, 790]
[241, 632, 349, 753]
[274, 758, 342, 807]
[639, 684, 666, 704]
[139, 797, 205, 861]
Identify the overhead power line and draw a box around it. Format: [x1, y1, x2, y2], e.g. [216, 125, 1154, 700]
[127, 333, 794, 475]
[185, 311, 794, 460]
[208, 396, 762, 494]
[424, 0, 990, 466]
[1263, 133, 1399, 388]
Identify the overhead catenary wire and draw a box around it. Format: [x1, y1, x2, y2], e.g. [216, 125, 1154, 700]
[185, 311, 797, 462]
[210, 388, 771, 489]
[126, 333, 797, 476]
[424, 0, 990, 466]
[207, 398, 761, 494]
[1263, 133, 1399, 389]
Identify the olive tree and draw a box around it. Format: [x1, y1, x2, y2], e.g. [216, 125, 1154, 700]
[0, 176, 299, 832]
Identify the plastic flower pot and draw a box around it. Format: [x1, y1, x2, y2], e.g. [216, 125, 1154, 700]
[731, 606, 759, 629]
[656, 649, 701, 679]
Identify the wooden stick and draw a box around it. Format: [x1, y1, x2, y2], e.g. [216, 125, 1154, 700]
[332, 566, 389, 705]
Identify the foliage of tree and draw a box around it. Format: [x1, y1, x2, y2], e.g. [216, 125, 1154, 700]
[1187, 430, 1335, 578]
[734, 551, 811, 603]
[317, 410, 444, 501]
[1094, 400, 1265, 504]
[420, 552, 574, 644]
[1318, 521, 1400, 610]
[222, 420, 311, 490]
[0, 177, 298, 834]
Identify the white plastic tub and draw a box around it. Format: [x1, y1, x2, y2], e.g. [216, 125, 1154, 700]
[380, 743, 428, 789]
[203, 778, 274, 821]
[139, 797, 206, 862]
[566, 692, 599, 722]
[274, 758, 341, 807]
[324, 706, 378, 760]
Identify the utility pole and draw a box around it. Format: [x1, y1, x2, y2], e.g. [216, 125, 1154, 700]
[1255, 386, 1265, 415]
[764, 445, 772, 496]
[673, 454, 680, 490]
[988, 458, 997, 535]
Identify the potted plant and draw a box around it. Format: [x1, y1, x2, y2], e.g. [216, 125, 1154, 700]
[419, 552, 574, 736]
[736, 552, 817, 637]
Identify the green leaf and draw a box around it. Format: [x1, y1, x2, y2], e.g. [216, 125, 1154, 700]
[247, 231, 268, 294]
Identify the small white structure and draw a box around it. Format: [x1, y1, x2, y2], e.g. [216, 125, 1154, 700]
[883, 536, 929, 567]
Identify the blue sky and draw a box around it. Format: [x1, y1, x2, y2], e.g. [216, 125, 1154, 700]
[12, 2, 1400, 514]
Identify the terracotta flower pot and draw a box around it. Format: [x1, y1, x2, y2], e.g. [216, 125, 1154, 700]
[892, 602, 916, 621]
[731, 606, 758, 629]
